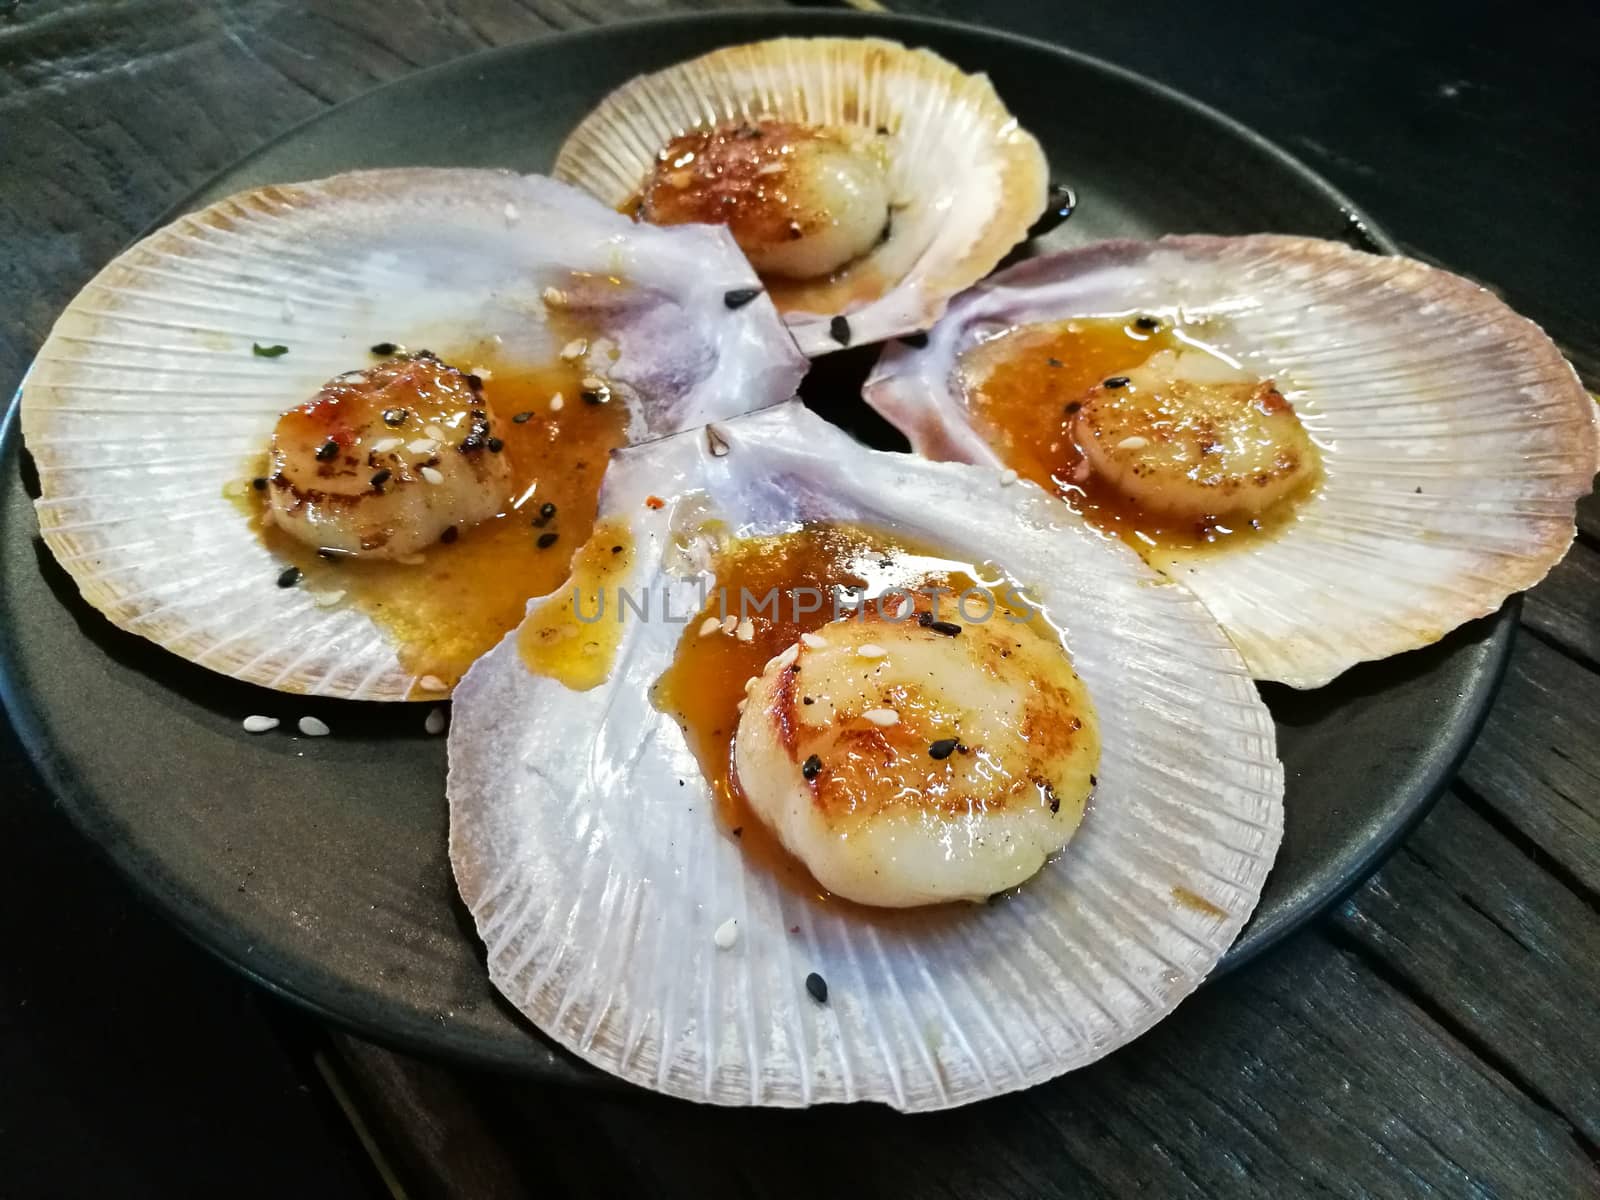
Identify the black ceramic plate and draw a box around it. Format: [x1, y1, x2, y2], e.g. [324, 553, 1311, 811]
[0, 11, 1511, 1080]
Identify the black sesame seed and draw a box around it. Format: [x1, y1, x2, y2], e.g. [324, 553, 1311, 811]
[899, 331, 929, 349]
[1064, 401, 1082, 415]
[804, 972, 828, 1004]
[926, 619, 962, 638]
[1089, 773, 1099, 788]
[540, 502, 557, 520]
[315, 439, 338, 461]
[582, 384, 610, 405]
[276, 566, 302, 588]
[1103, 376, 1130, 389]
[611, 545, 623, 554]
[487, 436, 504, 453]
[917, 611, 933, 627]
[251, 476, 268, 491]
[723, 287, 762, 310]
[801, 754, 822, 780]
[512, 411, 533, 424]
[929, 737, 959, 760]
[1135, 316, 1160, 331]
[1047, 357, 1063, 368]
[876, 124, 891, 136]
[829, 315, 852, 346]
[370, 341, 398, 355]
[382, 408, 408, 426]
[537, 531, 559, 549]
[369, 468, 392, 490]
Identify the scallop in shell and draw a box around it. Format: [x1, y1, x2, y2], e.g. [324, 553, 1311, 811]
[554, 37, 1048, 357]
[448, 400, 1283, 1109]
[864, 236, 1600, 688]
[22, 169, 807, 700]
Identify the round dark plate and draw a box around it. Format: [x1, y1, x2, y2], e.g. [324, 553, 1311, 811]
[0, 11, 1511, 1081]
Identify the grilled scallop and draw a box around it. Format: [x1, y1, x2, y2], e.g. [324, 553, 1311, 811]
[267, 354, 511, 558]
[735, 612, 1098, 907]
[865, 236, 1600, 687]
[555, 37, 1047, 355]
[449, 401, 1283, 1110]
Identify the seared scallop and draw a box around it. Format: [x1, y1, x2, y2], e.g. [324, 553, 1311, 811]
[1072, 348, 1318, 521]
[640, 121, 890, 280]
[266, 353, 511, 559]
[734, 611, 1099, 907]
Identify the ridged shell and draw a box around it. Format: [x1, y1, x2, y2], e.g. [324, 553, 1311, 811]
[864, 236, 1600, 688]
[448, 401, 1283, 1110]
[554, 37, 1048, 356]
[22, 169, 807, 701]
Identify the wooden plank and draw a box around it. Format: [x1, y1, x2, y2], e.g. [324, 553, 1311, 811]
[327, 930, 1599, 1199]
[1524, 539, 1600, 668]
[1459, 635, 1600, 898]
[1332, 790, 1600, 1146]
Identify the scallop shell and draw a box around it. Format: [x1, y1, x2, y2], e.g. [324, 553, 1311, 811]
[22, 169, 807, 701]
[864, 236, 1600, 688]
[448, 401, 1283, 1110]
[554, 37, 1047, 356]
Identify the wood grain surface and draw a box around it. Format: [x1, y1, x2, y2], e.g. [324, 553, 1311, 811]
[3, 1, 1597, 1197]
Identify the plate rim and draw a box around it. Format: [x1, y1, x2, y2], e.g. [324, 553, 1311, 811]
[0, 7, 1516, 1080]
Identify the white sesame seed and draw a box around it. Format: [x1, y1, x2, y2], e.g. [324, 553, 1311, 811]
[713, 918, 739, 950]
[698, 616, 723, 637]
[549, 393, 565, 412]
[369, 437, 403, 454]
[298, 716, 330, 737]
[542, 286, 567, 307]
[394, 553, 425, 565]
[425, 707, 447, 736]
[242, 715, 279, 734]
[857, 643, 887, 659]
[420, 466, 445, 485]
[998, 468, 1020, 486]
[560, 338, 588, 361]
[424, 424, 447, 441]
[581, 374, 605, 392]
[504, 202, 520, 224]
[720, 614, 739, 635]
[406, 438, 438, 455]
[767, 642, 800, 672]
[757, 161, 785, 176]
[471, 365, 492, 380]
[862, 708, 900, 727]
[735, 618, 755, 643]
[801, 632, 827, 650]
[1117, 436, 1150, 450]
[311, 590, 345, 608]
[418, 674, 449, 692]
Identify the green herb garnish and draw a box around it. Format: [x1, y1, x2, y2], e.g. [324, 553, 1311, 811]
[252, 343, 289, 358]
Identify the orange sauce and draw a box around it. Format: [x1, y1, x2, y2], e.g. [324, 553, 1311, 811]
[243, 350, 628, 692]
[650, 520, 1029, 906]
[957, 315, 1320, 563]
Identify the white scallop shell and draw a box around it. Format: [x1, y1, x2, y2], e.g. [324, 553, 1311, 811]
[22, 169, 807, 701]
[864, 236, 1600, 688]
[554, 37, 1048, 356]
[448, 400, 1283, 1110]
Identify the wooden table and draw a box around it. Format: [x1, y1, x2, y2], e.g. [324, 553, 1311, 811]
[2, 1, 1595, 1196]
